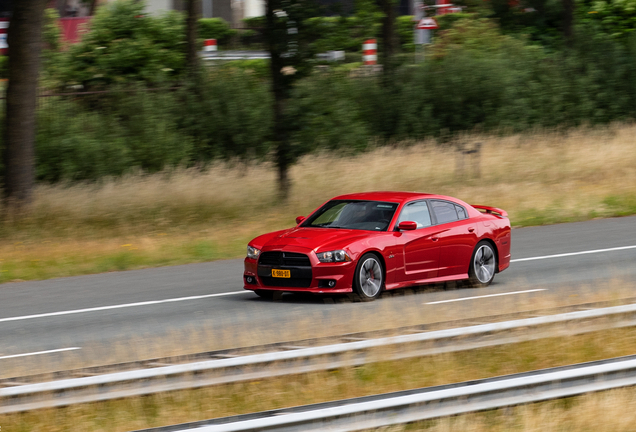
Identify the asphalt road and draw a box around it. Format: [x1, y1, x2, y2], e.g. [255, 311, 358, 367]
[1, 216, 635, 367]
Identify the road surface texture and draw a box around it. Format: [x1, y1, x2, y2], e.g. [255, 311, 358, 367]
[1, 216, 635, 370]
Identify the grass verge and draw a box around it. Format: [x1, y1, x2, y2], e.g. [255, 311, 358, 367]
[394, 388, 636, 431]
[1, 123, 636, 282]
[2, 325, 636, 431]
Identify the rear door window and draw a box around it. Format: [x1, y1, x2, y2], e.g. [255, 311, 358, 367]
[430, 200, 460, 224]
[456, 205, 467, 219]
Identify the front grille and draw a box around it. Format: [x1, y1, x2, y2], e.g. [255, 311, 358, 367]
[259, 252, 311, 267]
[260, 277, 312, 288]
[258, 251, 312, 288]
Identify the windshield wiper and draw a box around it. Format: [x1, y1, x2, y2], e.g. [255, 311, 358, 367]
[311, 223, 343, 228]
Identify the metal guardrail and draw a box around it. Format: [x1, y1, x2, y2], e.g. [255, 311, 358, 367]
[201, 50, 270, 61]
[3, 297, 631, 387]
[3, 302, 636, 414]
[131, 355, 636, 432]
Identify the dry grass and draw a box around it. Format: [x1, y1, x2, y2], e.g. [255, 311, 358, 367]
[394, 389, 636, 431]
[3, 325, 636, 431]
[1, 123, 636, 281]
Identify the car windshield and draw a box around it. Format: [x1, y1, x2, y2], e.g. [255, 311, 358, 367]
[301, 200, 399, 231]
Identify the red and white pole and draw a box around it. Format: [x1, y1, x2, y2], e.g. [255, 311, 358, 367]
[436, 0, 452, 14]
[362, 39, 377, 65]
[204, 39, 217, 52]
[0, 19, 9, 56]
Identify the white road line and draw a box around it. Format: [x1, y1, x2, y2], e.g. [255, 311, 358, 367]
[511, 245, 636, 263]
[1, 244, 634, 324]
[0, 291, 246, 324]
[425, 289, 546, 305]
[0, 347, 81, 360]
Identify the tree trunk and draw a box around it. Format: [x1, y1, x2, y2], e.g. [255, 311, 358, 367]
[562, 0, 574, 47]
[378, 0, 397, 81]
[185, 0, 200, 78]
[3, 0, 48, 211]
[89, 0, 99, 16]
[266, 0, 291, 199]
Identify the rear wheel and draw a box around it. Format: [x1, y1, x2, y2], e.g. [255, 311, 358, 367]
[353, 253, 384, 301]
[468, 241, 497, 287]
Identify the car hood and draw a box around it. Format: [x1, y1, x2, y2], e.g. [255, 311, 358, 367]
[253, 227, 372, 252]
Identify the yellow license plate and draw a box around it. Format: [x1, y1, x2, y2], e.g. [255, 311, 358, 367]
[272, 269, 291, 278]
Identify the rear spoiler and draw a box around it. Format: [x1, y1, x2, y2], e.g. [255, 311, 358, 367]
[471, 205, 508, 218]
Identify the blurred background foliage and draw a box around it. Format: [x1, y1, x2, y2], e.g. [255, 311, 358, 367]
[47, 1, 186, 89]
[7, 0, 636, 182]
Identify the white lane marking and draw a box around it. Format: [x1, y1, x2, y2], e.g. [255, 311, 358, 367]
[511, 245, 636, 263]
[0, 291, 246, 324]
[425, 289, 546, 305]
[0, 347, 81, 360]
[1, 245, 633, 323]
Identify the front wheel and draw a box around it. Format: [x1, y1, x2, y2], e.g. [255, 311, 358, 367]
[353, 253, 384, 301]
[468, 241, 497, 287]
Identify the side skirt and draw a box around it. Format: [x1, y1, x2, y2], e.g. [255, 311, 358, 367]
[385, 274, 469, 291]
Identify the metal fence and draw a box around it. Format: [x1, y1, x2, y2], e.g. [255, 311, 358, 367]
[3, 302, 636, 414]
[132, 355, 636, 432]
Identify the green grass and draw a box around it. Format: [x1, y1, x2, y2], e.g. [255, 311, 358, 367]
[0, 237, 232, 283]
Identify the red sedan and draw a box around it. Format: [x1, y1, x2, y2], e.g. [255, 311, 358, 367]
[244, 192, 511, 301]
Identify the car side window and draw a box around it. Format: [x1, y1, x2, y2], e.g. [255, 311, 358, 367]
[456, 205, 467, 219]
[397, 201, 432, 229]
[431, 200, 460, 224]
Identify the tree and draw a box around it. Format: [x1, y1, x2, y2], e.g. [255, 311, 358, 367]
[562, 0, 574, 46]
[376, 0, 398, 80]
[185, 0, 200, 77]
[89, 0, 99, 16]
[3, 0, 49, 209]
[48, 1, 186, 90]
[265, 0, 315, 199]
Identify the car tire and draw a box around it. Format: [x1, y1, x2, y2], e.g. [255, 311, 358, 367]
[468, 241, 497, 287]
[353, 253, 384, 301]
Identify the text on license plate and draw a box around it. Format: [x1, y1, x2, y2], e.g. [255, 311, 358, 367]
[272, 269, 291, 278]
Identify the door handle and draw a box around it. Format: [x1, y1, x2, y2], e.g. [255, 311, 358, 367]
[431, 236, 439, 242]
[468, 227, 475, 233]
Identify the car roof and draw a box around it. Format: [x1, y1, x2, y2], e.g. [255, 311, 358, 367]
[331, 191, 456, 204]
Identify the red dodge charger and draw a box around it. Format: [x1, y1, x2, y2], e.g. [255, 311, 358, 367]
[244, 192, 511, 301]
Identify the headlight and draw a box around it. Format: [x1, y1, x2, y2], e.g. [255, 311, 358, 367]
[247, 246, 261, 259]
[316, 249, 351, 263]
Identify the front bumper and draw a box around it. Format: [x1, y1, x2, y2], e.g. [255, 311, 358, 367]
[243, 250, 355, 294]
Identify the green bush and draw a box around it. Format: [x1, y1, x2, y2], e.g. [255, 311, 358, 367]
[397, 15, 415, 53]
[216, 59, 270, 79]
[0, 55, 7, 80]
[36, 89, 193, 181]
[241, 17, 266, 48]
[36, 100, 133, 181]
[27, 13, 636, 183]
[198, 18, 236, 46]
[48, 0, 186, 89]
[175, 69, 273, 161]
[435, 12, 475, 31]
[288, 72, 371, 154]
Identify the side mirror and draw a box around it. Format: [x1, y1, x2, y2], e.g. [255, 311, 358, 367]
[397, 221, 417, 231]
[296, 216, 306, 225]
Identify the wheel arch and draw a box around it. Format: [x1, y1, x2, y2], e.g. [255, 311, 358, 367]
[478, 237, 499, 272]
[357, 249, 387, 281]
